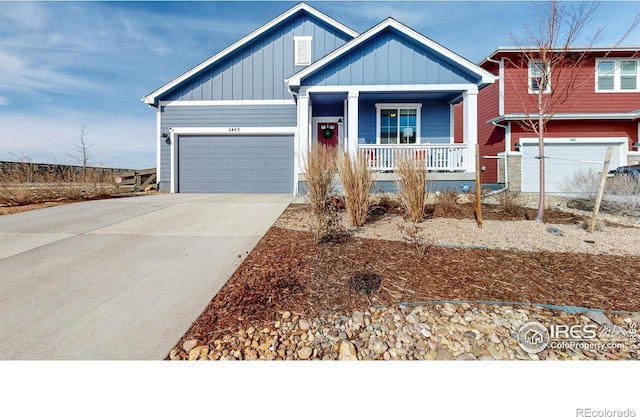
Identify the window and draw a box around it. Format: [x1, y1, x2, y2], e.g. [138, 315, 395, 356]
[597, 60, 615, 90]
[621, 61, 637, 90]
[528, 60, 551, 93]
[294, 36, 312, 66]
[375, 104, 421, 144]
[596, 59, 639, 92]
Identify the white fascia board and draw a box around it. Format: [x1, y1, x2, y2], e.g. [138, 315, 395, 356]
[519, 137, 627, 145]
[170, 127, 297, 135]
[142, 3, 358, 106]
[302, 84, 478, 95]
[478, 45, 640, 66]
[288, 18, 495, 87]
[488, 111, 640, 124]
[159, 99, 295, 107]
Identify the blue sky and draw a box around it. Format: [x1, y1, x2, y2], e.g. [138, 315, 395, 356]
[1, 1, 639, 168]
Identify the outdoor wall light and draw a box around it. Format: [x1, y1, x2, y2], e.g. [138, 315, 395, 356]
[632, 142, 640, 148]
[337, 118, 343, 124]
[514, 143, 522, 150]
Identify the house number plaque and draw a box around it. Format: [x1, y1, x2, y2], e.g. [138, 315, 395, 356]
[228, 127, 241, 132]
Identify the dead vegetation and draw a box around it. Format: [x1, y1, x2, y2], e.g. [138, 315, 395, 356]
[0, 158, 118, 207]
[394, 156, 428, 222]
[304, 146, 346, 243]
[182, 223, 640, 345]
[337, 151, 375, 227]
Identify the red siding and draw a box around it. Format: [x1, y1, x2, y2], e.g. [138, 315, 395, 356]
[453, 102, 463, 144]
[510, 120, 638, 148]
[477, 81, 504, 183]
[502, 55, 640, 115]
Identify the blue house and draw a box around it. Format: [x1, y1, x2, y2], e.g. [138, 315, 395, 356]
[142, 3, 494, 193]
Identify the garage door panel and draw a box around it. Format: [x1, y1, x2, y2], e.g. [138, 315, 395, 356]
[522, 141, 623, 193]
[178, 134, 293, 193]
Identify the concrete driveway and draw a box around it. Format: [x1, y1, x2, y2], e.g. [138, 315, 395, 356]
[0, 193, 294, 359]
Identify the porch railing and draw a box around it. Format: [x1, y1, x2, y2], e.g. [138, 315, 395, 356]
[357, 144, 468, 172]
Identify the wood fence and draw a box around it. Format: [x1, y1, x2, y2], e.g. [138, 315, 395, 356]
[113, 168, 157, 194]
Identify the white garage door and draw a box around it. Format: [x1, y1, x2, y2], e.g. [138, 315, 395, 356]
[521, 139, 624, 193]
[178, 135, 294, 193]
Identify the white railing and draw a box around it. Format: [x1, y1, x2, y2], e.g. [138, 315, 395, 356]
[357, 143, 468, 172]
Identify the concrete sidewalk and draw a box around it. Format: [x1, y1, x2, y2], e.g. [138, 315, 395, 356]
[0, 193, 293, 359]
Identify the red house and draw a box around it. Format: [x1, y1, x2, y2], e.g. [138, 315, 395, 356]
[457, 47, 640, 193]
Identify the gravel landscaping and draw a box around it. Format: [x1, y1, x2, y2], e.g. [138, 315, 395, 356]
[170, 194, 640, 361]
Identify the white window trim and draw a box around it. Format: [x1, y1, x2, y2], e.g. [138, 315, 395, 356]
[375, 103, 422, 145]
[294, 36, 312, 66]
[595, 58, 640, 93]
[528, 60, 551, 94]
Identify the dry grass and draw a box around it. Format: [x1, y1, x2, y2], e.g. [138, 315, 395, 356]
[563, 169, 640, 216]
[337, 151, 375, 227]
[304, 145, 345, 243]
[0, 158, 117, 206]
[604, 175, 640, 215]
[304, 145, 337, 215]
[394, 156, 427, 222]
[495, 191, 524, 218]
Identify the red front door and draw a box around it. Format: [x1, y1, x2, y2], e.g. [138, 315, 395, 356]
[318, 122, 339, 147]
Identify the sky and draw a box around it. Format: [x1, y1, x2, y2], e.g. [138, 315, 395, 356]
[1, 1, 639, 169]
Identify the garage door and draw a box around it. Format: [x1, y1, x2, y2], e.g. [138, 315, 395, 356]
[521, 140, 623, 193]
[178, 135, 294, 193]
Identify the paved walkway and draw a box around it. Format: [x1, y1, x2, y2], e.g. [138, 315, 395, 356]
[0, 193, 293, 359]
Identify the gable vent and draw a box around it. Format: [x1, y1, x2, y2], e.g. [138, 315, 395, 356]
[294, 36, 312, 66]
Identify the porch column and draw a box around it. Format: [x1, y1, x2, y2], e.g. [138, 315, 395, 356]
[298, 94, 310, 173]
[347, 92, 359, 155]
[463, 88, 478, 173]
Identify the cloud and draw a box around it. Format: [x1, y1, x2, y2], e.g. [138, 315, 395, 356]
[0, 96, 9, 106]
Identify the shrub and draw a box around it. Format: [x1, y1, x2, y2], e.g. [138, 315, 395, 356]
[603, 174, 640, 215]
[433, 191, 459, 218]
[398, 220, 434, 256]
[305, 145, 337, 215]
[563, 169, 640, 216]
[395, 156, 427, 222]
[337, 151, 375, 227]
[496, 191, 524, 217]
[562, 169, 600, 200]
[304, 145, 345, 243]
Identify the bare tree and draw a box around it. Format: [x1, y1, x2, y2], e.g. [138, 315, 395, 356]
[67, 125, 94, 197]
[507, 0, 639, 221]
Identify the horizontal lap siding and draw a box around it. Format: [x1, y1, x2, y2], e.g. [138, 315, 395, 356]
[477, 82, 503, 183]
[511, 120, 638, 144]
[158, 104, 296, 182]
[503, 58, 640, 114]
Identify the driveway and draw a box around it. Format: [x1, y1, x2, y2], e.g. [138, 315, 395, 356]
[0, 193, 294, 359]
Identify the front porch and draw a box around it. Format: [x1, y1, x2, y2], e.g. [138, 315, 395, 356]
[358, 143, 468, 172]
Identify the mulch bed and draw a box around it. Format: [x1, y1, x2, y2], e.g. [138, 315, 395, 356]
[182, 205, 640, 345]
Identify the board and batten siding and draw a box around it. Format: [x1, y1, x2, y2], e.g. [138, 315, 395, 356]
[159, 13, 352, 102]
[357, 98, 452, 145]
[302, 30, 480, 87]
[158, 104, 296, 182]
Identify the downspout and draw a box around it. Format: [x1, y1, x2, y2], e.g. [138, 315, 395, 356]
[488, 120, 509, 193]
